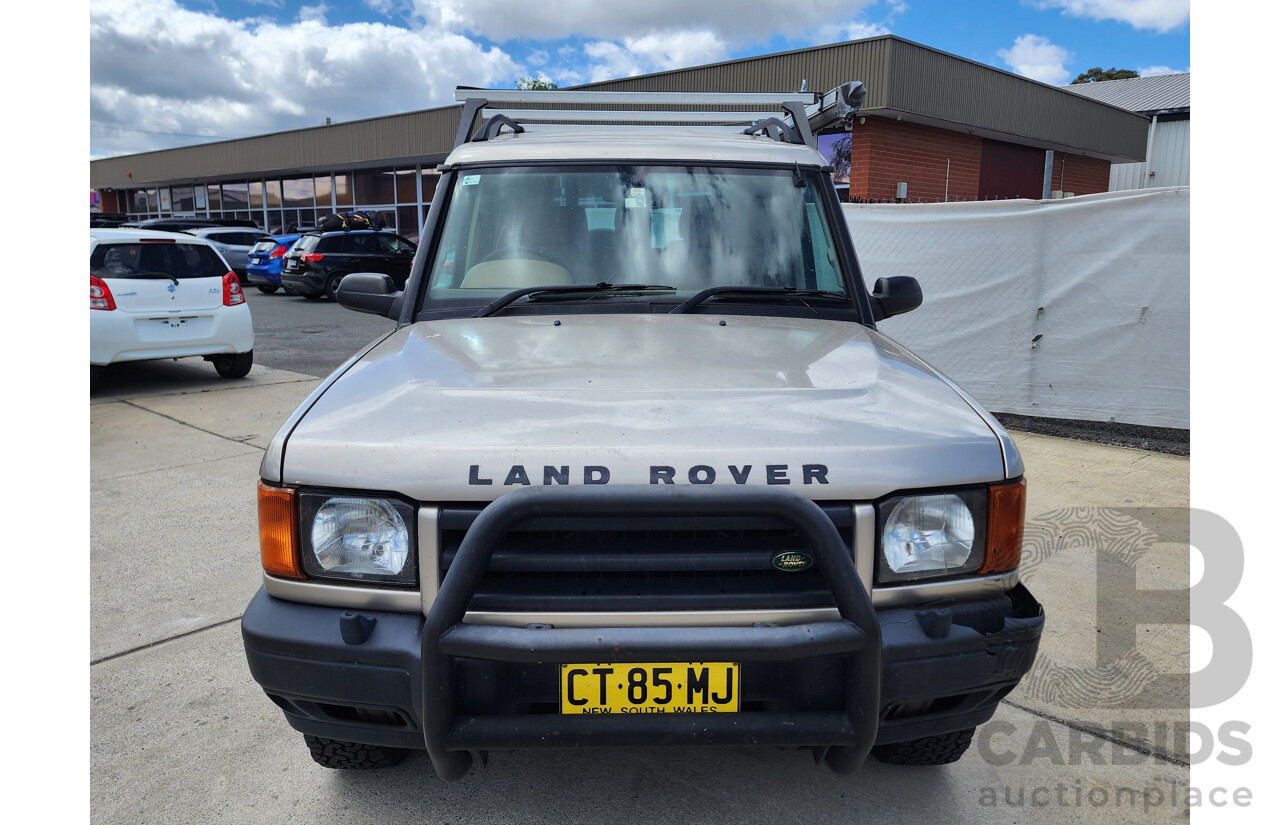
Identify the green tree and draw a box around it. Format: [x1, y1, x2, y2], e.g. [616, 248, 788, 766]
[1071, 67, 1140, 84]
[516, 76, 559, 90]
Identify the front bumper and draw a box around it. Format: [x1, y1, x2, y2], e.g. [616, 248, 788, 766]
[241, 487, 1044, 778]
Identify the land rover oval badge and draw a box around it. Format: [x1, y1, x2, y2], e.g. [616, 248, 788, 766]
[771, 551, 814, 572]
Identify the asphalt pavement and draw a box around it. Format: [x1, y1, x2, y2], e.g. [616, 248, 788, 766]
[89, 338, 1193, 824]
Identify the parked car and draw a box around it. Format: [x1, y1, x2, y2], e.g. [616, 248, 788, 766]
[184, 227, 273, 276]
[243, 234, 302, 294]
[91, 212, 130, 228]
[90, 228, 254, 381]
[127, 217, 260, 232]
[281, 229, 416, 299]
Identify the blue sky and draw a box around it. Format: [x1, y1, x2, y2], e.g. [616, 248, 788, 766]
[89, 0, 1190, 158]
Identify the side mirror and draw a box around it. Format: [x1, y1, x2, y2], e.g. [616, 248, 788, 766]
[336, 272, 403, 319]
[871, 276, 922, 320]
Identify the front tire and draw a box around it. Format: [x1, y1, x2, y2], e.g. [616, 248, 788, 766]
[212, 350, 253, 379]
[303, 735, 407, 769]
[871, 728, 975, 766]
[256, 284, 279, 294]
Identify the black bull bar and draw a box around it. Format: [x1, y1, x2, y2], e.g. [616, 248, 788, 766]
[421, 485, 882, 780]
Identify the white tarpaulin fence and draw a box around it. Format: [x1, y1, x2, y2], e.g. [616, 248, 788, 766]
[844, 187, 1190, 429]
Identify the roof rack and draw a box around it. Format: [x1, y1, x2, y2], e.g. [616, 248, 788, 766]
[451, 82, 866, 151]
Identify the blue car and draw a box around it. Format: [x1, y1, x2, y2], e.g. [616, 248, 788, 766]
[244, 234, 302, 294]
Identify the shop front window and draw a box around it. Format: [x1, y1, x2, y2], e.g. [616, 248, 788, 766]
[355, 168, 395, 206]
[333, 174, 353, 207]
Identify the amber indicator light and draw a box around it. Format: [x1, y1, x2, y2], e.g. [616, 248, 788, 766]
[981, 478, 1026, 574]
[258, 481, 303, 579]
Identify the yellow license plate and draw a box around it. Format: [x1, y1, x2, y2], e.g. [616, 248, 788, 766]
[560, 662, 740, 714]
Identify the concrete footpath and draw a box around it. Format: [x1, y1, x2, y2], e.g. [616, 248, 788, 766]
[90, 363, 1193, 824]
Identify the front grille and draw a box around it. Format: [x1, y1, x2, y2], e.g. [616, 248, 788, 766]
[438, 504, 854, 612]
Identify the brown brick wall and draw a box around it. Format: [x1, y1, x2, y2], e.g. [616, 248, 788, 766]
[1048, 153, 1111, 196]
[835, 117, 1112, 201]
[842, 118, 983, 201]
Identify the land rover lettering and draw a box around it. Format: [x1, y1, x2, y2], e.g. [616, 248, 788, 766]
[467, 463, 832, 485]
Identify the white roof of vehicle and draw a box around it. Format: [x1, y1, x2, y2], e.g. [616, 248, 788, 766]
[90, 227, 213, 244]
[443, 125, 829, 168]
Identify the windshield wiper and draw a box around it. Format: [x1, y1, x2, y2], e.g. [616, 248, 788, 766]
[669, 286, 849, 314]
[131, 271, 181, 286]
[472, 283, 676, 318]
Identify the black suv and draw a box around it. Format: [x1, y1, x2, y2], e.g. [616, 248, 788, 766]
[281, 229, 416, 299]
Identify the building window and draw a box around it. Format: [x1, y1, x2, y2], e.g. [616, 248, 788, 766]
[395, 169, 417, 204]
[172, 185, 195, 213]
[265, 180, 283, 209]
[283, 177, 314, 209]
[333, 174, 353, 207]
[222, 182, 249, 212]
[397, 205, 420, 241]
[315, 174, 333, 209]
[354, 168, 395, 206]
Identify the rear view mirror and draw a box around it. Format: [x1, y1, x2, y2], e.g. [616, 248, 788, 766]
[336, 272, 403, 319]
[871, 276, 922, 320]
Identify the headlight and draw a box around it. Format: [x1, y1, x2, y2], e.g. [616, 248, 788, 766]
[877, 489, 986, 584]
[298, 493, 417, 586]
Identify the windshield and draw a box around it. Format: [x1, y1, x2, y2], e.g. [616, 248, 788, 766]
[425, 165, 850, 312]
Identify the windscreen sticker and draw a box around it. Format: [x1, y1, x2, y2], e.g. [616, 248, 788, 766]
[462, 175, 482, 186]
[624, 187, 648, 209]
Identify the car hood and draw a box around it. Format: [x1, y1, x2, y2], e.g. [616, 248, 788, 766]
[271, 314, 1014, 501]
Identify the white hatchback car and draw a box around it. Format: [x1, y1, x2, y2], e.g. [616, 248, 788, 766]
[90, 228, 255, 379]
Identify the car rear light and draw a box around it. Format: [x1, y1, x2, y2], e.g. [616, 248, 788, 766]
[300, 253, 324, 263]
[258, 481, 303, 579]
[90, 275, 116, 310]
[979, 478, 1026, 574]
[269, 244, 287, 259]
[223, 271, 245, 306]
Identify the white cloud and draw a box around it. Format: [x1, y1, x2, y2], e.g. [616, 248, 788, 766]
[89, 0, 517, 156]
[998, 34, 1073, 84]
[815, 19, 891, 45]
[88, 0, 906, 155]
[410, 0, 879, 44]
[582, 41, 648, 82]
[1137, 64, 1183, 76]
[1030, 1, 1189, 34]
[298, 4, 329, 24]
[581, 31, 729, 82]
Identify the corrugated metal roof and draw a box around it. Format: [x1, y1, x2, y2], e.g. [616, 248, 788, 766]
[1062, 73, 1190, 114]
[91, 35, 1152, 189]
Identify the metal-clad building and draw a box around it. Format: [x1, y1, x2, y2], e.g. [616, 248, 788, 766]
[1062, 73, 1190, 190]
[90, 36, 1151, 233]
